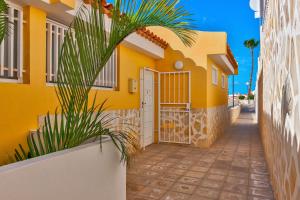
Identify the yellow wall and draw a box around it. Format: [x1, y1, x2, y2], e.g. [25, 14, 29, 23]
[151, 27, 230, 108]
[0, 6, 155, 165]
[155, 47, 207, 109]
[150, 27, 227, 68]
[206, 58, 229, 107]
[0, 4, 232, 165]
[50, 0, 75, 9]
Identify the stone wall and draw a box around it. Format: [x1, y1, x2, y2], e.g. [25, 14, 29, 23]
[229, 105, 241, 124]
[39, 105, 236, 150]
[38, 109, 140, 137]
[159, 106, 236, 148]
[106, 109, 140, 134]
[192, 105, 232, 148]
[257, 0, 300, 199]
[206, 105, 230, 147]
[191, 108, 207, 146]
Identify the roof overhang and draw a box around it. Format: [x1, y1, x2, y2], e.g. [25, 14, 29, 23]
[208, 54, 235, 75]
[15, 0, 165, 59]
[208, 45, 238, 75]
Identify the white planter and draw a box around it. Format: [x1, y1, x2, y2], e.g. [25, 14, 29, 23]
[0, 138, 126, 200]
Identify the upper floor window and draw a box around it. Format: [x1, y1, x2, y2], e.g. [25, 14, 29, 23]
[221, 74, 226, 88]
[0, 3, 23, 82]
[46, 19, 118, 89]
[212, 66, 218, 85]
[46, 19, 68, 83]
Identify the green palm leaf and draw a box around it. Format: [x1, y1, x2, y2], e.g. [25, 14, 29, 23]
[57, 0, 196, 112]
[15, 0, 195, 163]
[0, 0, 9, 44]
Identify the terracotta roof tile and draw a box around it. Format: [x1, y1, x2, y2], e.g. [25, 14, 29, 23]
[83, 0, 168, 48]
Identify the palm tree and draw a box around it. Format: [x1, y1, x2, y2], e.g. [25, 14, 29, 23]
[14, 0, 196, 163]
[0, 0, 9, 44]
[244, 39, 259, 97]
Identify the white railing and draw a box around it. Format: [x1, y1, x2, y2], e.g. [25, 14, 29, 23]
[46, 19, 117, 89]
[0, 3, 23, 82]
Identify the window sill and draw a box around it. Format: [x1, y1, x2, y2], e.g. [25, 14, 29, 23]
[0, 78, 23, 84]
[46, 82, 115, 91]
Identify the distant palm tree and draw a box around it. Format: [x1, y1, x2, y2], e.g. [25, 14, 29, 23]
[244, 39, 259, 97]
[0, 0, 9, 44]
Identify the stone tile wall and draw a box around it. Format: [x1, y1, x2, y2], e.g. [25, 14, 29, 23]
[191, 105, 240, 148]
[257, 0, 300, 199]
[159, 106, 238, 148]
[38, 109, 140, 136]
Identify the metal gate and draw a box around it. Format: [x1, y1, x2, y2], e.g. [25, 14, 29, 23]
[158, 71, 191, 144]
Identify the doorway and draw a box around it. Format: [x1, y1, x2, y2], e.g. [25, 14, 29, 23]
[140, 69, 155, 147]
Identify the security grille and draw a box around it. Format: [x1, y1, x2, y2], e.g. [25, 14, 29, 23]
[0, 3, 23, 82]
[46, 19, 117, 88]
[158, 71, 191, 144]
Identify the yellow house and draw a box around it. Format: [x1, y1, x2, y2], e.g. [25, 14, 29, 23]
[0, 0, 238, 165]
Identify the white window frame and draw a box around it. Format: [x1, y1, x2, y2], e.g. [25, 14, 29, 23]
[46, 19, 118, 89]
[46, 19, 68, 83]
[212, 66, 218, 85]
[0, 2, 23, 83]
[221, 74, 226, 88]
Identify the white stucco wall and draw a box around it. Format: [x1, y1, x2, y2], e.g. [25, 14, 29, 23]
[0, 139, 126, 200]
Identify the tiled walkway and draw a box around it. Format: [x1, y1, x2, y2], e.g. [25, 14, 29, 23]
[127, 106, 274, 200]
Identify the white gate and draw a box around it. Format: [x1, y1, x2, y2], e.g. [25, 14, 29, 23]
[158, 71, 191, 144]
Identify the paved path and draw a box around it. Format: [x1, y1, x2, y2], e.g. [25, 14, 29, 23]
[127, 105, 274, 200]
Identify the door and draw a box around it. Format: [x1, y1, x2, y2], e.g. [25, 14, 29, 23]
[159, 71, 191, 144]
[141, 69, 155, 147]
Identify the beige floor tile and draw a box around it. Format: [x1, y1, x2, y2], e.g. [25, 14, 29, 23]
[223, 182, 248, 195]
[178, 176, 202, 185]
[200, 179, 223, 189]
[160, 191, 191, 200]
[185, 171, 206, 179]
[220, 191, 247, 200]
[139, 187, 166, 199]
[171, 183, 196, 194]
[193, 186, 220, 199]
[206, 174, 226, 181]
[127, 106, 274, 200]
[149, 179, 174, 190]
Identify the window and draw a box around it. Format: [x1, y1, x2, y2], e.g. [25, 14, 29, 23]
[46, 19, 68, 83]
[212, 66, 218, 85]
[221, 74, 226, 88]
[0, 3, 23, 82]
[46, 19, 118, 89]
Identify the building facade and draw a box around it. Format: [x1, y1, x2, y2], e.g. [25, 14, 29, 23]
[253, 0, 300, 199]
[0, 0, 238, 165]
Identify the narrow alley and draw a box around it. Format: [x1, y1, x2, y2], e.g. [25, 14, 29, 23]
[127, 105, 274, 200]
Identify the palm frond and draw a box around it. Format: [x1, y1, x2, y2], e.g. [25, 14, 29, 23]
[15, 96, 140, 163]
[15, 0, 195, 163]
[57, 0, 196, 112]
[244, 38, 260, 49]
[0, 0, 9, 44]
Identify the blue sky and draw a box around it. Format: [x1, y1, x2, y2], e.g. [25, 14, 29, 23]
[177, 0, 261, 94]
[107, 0, 260, 94]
